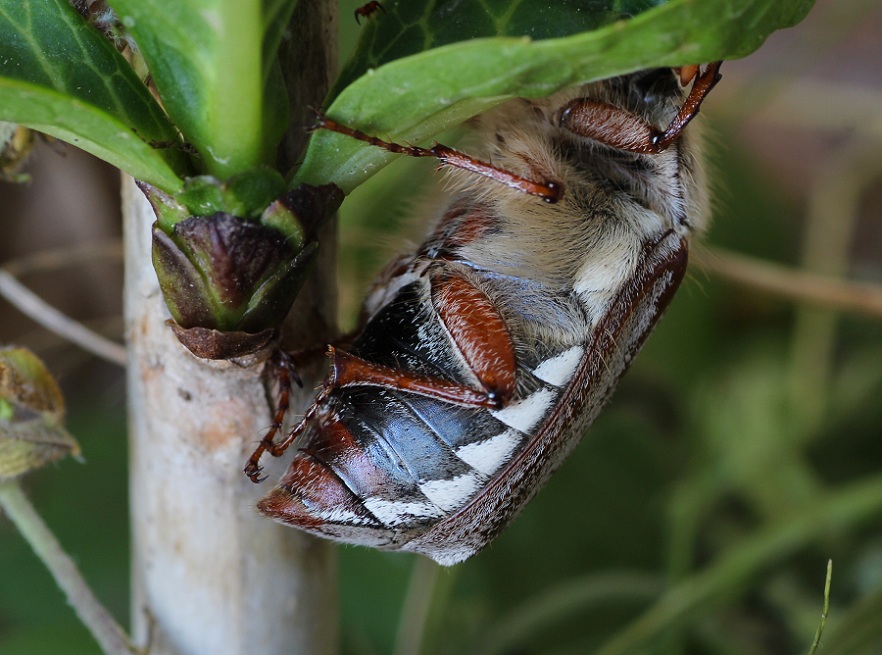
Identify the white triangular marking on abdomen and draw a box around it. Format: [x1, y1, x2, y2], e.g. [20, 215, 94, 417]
[316, 507, 376, 525]
[361, 497, 445, 527]
[490, 388, 555, 434]
[419, 472, 485, 512]
[532, 346, 584, 387]
[455, 429, 523, 477]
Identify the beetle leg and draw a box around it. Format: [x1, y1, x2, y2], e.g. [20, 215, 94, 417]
[245, 384, 334, 483]
[330, 266, 518, 407]
[245, 350, 298, 482]
[329, 348, 506, 408]
[651, 61, 722, 150]
[429, 271, 518, 405]
[246, 271, 519, 482]
[675, 64, 700, 87]
[312, 114, 563, 203]
[560, 61, 722, 154]
[244, 332, 364, 482]
[244, 345, 503, 483]
[354, 1, 385, 24]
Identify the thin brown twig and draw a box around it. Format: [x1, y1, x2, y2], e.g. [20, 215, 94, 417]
[0, 241, 127, 366]
[693, 246, 882, 321]
[1, 240, 123, 277]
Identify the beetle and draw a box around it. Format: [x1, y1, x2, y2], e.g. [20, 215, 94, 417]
[246, 63, 722, 565]
[354, 1, 385, 24]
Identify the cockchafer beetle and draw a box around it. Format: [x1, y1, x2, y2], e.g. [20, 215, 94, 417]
[246, 63, 722, 565]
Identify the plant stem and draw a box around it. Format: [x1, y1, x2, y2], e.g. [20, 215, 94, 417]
[818, 560, 882, 654]
[789, 142, 882, 431]
[123, 3, 340, 653]
[393, 557, 441, 655]
[693, 247, 882, 321]
[806, 560, 832, 655]
[0, 479, 136, 655]
[0, 242, 126, 366]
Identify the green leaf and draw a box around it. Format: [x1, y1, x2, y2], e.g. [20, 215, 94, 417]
[334, 0, 666, 97]
[0, 0, 187, 191]
[107, 0, 293, 178]
[296, 0, 814, 193]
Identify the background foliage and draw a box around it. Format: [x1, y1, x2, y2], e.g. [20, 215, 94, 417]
[2, 0, 882, 654]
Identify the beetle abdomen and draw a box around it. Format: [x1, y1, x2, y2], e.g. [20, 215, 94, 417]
[259, 229, 687, 563]
[259, 272, 563, 545]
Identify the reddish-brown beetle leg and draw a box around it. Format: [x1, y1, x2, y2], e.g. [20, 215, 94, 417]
[560, 61, 722, 155]
[429, 271, 518, 407]
[325, 269, 519, 409]
[312, 114, 563, 203]
[329, 348, 505, 409]
[244, 337, 364, 482]
[245, 351, 296, 482]
[649, 61, 722, 151]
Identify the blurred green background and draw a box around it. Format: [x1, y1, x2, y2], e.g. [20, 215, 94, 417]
[2, 0, 882, 653]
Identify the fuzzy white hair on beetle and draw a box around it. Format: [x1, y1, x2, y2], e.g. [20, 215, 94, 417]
[246, 64, 723, 566]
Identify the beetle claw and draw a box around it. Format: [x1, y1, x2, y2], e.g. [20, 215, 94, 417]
[245, 463, 265, 483]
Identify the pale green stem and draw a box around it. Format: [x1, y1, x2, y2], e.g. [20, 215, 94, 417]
[393, 557, 442, 655]
[789, 143, 882, 432]
[0, 269, 125, 365]
[806, 560, 832, 655]
[0, 479, 136, 655]
[818, 564, 882, 654]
